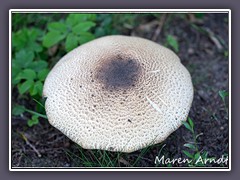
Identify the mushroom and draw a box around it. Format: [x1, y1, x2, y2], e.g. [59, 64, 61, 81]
[43, 35, 193, 153]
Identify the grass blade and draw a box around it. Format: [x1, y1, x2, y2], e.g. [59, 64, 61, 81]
[25, 109, 48, 119]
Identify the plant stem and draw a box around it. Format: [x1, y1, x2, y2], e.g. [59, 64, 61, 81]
[25, 109, 48, 119]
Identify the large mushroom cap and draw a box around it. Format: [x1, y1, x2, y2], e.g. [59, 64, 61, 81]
[43, 35, 193, 153]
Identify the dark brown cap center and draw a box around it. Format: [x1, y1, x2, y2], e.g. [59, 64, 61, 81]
[94, 56, 142, 91]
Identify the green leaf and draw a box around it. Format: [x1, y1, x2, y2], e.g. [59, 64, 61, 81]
[12, 105, 25, 116]
[12, 29, 28, 49]
[201, 151, 209, 159]
[94, 27, 106, 37]
[27, 28, 43, 41]
[224, 51, 229, 57]
[195, 13, 204, 19]
[29, 84, 38, 96]
[66, 14, 86, 26]
[14, 50, 35, 68]
[29, 81, 42, 96]
[65, 33, 79, 52]
[27, 41, 43, 53]
[13, 28, 43, 52]
[37, 69, 49, 81]
[35, 81, 43, 96]
[194, 152, 201, 160]
[18, 79, 34, 95]
[94, 15, 114, 37]
[219, 90, 229, 102]
[12, 61, 22, 79]
[166, 35, 179, 53]
[27, 81, 43, 96]
[86, 14, 96, 21]
[66, 14, 95, 27]
[182, 121, 193, 133]
[42, 31, 66, 48]
[27, 115, 39, 127]
[48, 22, 68, 33]
[72, 21, 96, 34]
[182, 150, 194, 158]
[188, 117, 194, 129]
[28, 60, 48, 72]
[184, 143, 196, 150]
[15, 69, 36, 81]
[78, 32, 95, 45]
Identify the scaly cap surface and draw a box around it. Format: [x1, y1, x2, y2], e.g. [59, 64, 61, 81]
[43, 35, 193, 153]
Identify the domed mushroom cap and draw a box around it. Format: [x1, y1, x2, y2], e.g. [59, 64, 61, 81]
[43, 35, 193, 153]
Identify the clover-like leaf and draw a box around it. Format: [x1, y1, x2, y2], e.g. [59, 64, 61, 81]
[37, 69, 50, 81]
[78, 32, 95, 45]
[48, 22, 68, 33]
[28, 60, 48, 72]
[12, 105, 25, 116]
[66, 14, 96, 27]
[72, 21, 96, 34]
[14, 50, 35, 68]
[65, 33, 79, 52]
[29, 81, 43, 96]
[27, 115, 39, 127]
[43, 31, 66, 48]
[15, 69, 36, 81]
[18, 79, 34, 95]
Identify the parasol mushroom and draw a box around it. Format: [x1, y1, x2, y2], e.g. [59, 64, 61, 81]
[43, 35, 193, 153]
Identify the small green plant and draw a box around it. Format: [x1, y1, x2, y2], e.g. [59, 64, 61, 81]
[12, 28, 47, 84]
[12, 14, 98, 127]
[12, 26, 49, 127]
[180, 91, 229, 167]
[219, 90, 229, 115]
[15, 68, 49, 96]
[12, 101, 47, 127]
[43, 13, 96, 52]
[224, 50, 229, 57]
[166, 35, 179, 53]
[182, 117, 213, 167]
[94, 14, 118, 37]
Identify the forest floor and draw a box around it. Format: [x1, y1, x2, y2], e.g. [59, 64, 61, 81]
[11, 13, 229, 168]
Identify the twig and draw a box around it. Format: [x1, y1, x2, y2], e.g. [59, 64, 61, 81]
[152, 14, 167, 41]
[20, 132, 42, 158]
[188, 14, 204, 24]
[205, 28, 223, 51]
[16, 151, 23, 167]
[118, 157, 131, 166]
